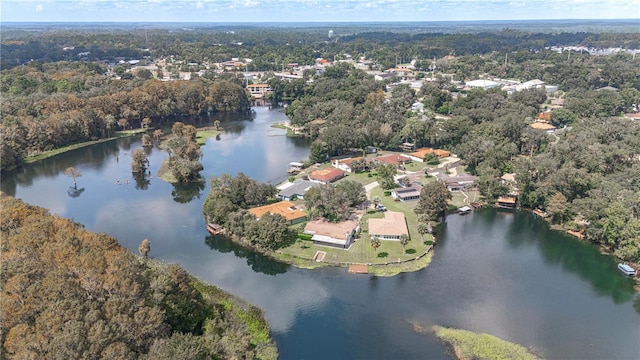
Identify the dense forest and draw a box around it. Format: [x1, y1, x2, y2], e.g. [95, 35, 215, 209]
[0, 62, 250, 172]
[0, 194, 277, 359]
[2, 25, 640, 71]
[281, 60, 640, 263]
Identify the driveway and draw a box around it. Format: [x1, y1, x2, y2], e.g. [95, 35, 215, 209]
[364, 181, 379, 199]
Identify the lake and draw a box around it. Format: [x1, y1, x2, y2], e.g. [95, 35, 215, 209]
[2, 106, 638, 359]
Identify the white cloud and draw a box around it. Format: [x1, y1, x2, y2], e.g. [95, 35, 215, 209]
[2, 0, 637, 22]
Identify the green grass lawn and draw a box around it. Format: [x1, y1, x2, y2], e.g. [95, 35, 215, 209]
[339, 171, 380, 186]
[270, 123, 297, 137]
[25, 129, 147, 163]
[403, 161, 429, 172]
[275, 181, 436, 276]
[195, 128, 222, 145]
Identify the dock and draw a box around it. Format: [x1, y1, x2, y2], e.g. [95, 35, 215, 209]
[348, 264, 369, 274]
[458, 206, 472, 214]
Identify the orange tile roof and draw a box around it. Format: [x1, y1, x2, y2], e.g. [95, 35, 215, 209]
[375, 154, 412, 165]
[248, 201, 307, 222]
[336, 157, 361, 165]
[411, 147, 450, 159]
[309, 168, 346, 183]
[537, 112, 552, 121]
[530, 122, 557, 130]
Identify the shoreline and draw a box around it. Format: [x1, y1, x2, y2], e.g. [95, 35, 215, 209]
[509, 205, 640, 290]
[211, 232, 436, 277]
[22, 129, 149, 165]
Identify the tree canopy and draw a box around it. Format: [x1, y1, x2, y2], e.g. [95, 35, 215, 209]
[0, 194, 277, 359]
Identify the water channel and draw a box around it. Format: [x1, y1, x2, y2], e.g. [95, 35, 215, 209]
[2, 106, 638, 359]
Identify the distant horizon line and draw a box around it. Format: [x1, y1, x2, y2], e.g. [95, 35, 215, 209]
[2, 18, 639, 24]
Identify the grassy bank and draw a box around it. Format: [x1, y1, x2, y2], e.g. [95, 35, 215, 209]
[270, 123, 298, 137]
[25, 129, 147, 164]
[190, 274, 278, 360]
[431, 325, 540, 360]
[145, 259, 278, 360]
[195, 127, 222, 145]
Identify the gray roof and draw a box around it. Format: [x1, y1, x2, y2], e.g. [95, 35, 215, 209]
[278, 180, 319, 198]
[434, 173, 477, 185]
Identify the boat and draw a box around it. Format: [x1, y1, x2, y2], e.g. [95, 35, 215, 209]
[617, 263, 636, 276]
[206, 223, 224, 235]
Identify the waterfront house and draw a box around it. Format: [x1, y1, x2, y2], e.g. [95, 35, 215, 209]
[248, 201, 308, 225]
[496, 196, 517, 209]
[277, 180, 319, 201]
[433, 173, 477, 192]
[303, 219, 359, 249]
[288, 161, 304, 174]
[309, 168, 346, 184]
[247, 83, 272, 98]
[369, 211, 409, 241]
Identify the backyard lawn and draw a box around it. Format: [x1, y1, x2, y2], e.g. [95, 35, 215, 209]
[276, 182, 435, 271]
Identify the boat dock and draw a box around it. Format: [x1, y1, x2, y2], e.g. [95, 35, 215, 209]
[348, 264, 369, 274]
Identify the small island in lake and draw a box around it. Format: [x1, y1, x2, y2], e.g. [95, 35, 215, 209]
[430, 325, 540, 360]
[202, 149, 477, 276]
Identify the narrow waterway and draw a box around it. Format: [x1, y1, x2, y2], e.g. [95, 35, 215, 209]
[2, 107, 638, 359]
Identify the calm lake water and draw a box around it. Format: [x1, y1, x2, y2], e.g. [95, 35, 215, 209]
[2, 106, 638, 359]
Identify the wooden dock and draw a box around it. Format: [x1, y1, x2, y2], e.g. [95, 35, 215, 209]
[348, 264, 369, 274]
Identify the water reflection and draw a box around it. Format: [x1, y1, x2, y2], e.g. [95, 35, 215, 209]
[67, 186, 85, 198]
[537, 231, 636, 303]
[171, 181, 205, 203]
[133, 172, 150, 190]
[205, 235, 289, 276]
[483, 209, 636, 304]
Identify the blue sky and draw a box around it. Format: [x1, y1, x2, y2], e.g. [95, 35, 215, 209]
[1, 0, 639, 22]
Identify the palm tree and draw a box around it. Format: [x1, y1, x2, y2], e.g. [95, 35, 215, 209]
[371, 237, 381, 253]
[372, 196, 382, 209]
[399, 234, 410, 251]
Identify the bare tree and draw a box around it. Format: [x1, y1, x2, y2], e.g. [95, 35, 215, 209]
[64, 167, 82, 188]
[138, 239, 151, 259]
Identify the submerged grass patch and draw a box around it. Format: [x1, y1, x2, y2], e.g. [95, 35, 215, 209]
[431, 325, 540, 360]
[195, 128, 222, 145]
